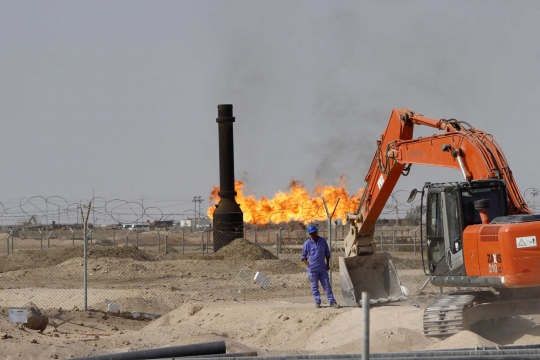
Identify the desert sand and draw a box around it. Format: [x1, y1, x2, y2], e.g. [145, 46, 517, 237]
[1, 239, 540, 359]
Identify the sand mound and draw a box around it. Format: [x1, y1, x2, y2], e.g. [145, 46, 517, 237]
[217, 238, 278, 261]
[426, 330, 499, 350]
[0, 245, 156, 273]
[371, 327, 436, 353]
[86, 245, 155, 261]
[243, 259, 304, 275]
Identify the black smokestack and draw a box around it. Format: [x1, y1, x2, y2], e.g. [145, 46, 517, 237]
[213, 104, 243, 251]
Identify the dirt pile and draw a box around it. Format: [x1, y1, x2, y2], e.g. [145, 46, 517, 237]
[0, 245, 157, 273]
[426, 330, 499, 350]
[371, 327, 436, 353]
[217, 238, 278, 261]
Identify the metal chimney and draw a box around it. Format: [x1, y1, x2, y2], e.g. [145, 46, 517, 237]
[213, 104, 243, 251]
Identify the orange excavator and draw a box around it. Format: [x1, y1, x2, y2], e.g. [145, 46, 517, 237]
[339, 108, 540, 337]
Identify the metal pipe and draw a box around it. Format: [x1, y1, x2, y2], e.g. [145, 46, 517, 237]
[362, 291, 370, 360]
[234, 347, 540, 359]
[190, 351, 258, 358]
[73, 340, 227, 360]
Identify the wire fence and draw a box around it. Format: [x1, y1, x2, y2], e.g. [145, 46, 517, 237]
[0, 218, 445, 315]
[7, 186, 539, 314]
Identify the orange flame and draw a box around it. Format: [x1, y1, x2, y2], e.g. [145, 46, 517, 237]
[207, 175, 363, 225]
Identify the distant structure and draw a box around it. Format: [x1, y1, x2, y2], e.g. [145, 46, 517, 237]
[212, 104, 243, 251]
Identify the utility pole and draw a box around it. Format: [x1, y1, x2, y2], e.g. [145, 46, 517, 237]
[197, 196, 203, 224]
[92, 189, 95, 229]
[192, 196, 198, 229]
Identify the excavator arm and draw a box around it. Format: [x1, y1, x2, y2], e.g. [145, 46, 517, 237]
[344, 108, 530, 257]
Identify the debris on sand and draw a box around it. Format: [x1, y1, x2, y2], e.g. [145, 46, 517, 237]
[426, 330, 499, 350]
[216, 238, 277, 261]
[371, 327, 436, 353]
[23, 302, 49, 332]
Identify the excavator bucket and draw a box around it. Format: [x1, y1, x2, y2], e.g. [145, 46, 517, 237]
[339, 253, 408, 307]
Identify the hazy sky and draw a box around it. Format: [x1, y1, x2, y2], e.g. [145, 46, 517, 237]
[2, 1, 540, 222]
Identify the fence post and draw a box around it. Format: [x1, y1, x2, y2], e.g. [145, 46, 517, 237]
[158, 231, 161, 253]
[201, 229, 205, 255]
[362, 292, 370, 360]
[165, 229, 170, 254]
[11, 231, 14, 253]
[70, 228, 75, 246]
[413, 225, 420, 256]
[255, 225, 258, 244]
[83, 222, 88, 311]
[39, 228, 43, 250]
[6, 230, 11, 255]
[276, 228, 280, 257]
[136, 230, 139, 249]
[182, 227, 185, 254]
[392, 226, 396, 253]
[125, 231, 129, 246]
[206, 227, 210, 253]
[113, 230, 116, 246]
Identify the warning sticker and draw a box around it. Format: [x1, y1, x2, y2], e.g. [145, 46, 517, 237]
[516, 236, 537, 249]
[377, 174, 385, 189]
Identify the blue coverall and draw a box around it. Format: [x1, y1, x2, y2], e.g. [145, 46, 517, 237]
[301, 236, 336, 304]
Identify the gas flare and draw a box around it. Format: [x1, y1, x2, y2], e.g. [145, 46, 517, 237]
[207, 176, 363, 225]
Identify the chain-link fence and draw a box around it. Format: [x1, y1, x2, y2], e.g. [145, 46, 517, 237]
[0, 218, 451, 315]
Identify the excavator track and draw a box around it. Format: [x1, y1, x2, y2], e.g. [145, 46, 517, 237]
[423, 289, 540, 338]
[423, 294, 475, 337]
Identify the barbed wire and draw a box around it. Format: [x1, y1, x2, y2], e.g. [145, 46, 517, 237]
[0, 191, 425, 229]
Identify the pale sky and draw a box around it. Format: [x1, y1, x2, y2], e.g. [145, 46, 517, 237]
[2, 1, 540, 224]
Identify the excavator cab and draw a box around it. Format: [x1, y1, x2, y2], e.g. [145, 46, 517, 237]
[424, 180, 508, 277]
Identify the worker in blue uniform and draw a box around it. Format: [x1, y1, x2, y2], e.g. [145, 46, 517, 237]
[301, 225, 340, 309]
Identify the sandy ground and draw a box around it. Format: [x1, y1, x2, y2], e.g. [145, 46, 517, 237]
[1, 240, 540, 359]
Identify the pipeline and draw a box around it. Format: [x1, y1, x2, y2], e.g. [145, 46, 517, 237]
[188, 351, 258, 358]
[73, 340, 226, 360]
[195, 347, 540, 360]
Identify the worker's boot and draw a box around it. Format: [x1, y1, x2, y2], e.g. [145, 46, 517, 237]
[315, 303, 321, 308]
[330, 302, 340, 309]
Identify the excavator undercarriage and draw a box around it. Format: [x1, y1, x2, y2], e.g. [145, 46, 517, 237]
[424, 288, 540, 337]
